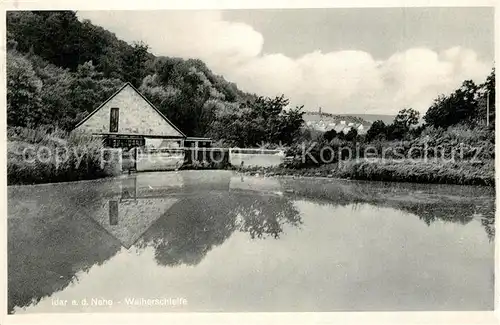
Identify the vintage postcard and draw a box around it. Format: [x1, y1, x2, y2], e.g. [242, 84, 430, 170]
[1, 1, 497, 324]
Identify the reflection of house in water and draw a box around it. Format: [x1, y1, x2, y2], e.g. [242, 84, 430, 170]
[90, 175, 184, 248]
[136, 173, 301, 266]
[8, 171, 305, 313]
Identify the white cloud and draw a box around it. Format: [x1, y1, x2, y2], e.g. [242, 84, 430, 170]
[78, 11, 492, 115]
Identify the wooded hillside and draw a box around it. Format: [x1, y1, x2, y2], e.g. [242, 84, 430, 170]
[6, 11, 278, 140]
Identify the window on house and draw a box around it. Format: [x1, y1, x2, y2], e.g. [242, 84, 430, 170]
[109, 107, 119, 133]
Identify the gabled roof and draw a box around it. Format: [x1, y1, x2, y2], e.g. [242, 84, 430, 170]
[74, 82, 186, 137]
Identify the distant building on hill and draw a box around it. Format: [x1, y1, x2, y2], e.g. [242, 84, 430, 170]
[326, 122, 336, 131]
[303, 111, 372, 135]
[333, 124, 347, 134]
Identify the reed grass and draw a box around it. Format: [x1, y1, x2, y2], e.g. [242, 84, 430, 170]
[8, 127, 115, 185]
[337, 159, 494, 186]
[238, 158, 494, 187]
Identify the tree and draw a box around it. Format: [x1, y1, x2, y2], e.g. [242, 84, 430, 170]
[366, 120, 387, 142]
[122, 41, 150, 87]
[7, 51, 43, 127]
[97, 46, 125, 80]
[394, 108, 420, 129]
[424, 80, 479, 128]
[386, 123, 407, 140]
[70, 61, 123, 128]
[29, 11, 83, 69]
[140, 56, 251, 137]
[386, 108, 420, 140]
[208, 95, 304, 147]
[251, 95, 289, 120]
[29, 53, 75, 128]
[344, 128, 358, 142]
[323, 129, 337, 142]
[273, 105, 305, 145]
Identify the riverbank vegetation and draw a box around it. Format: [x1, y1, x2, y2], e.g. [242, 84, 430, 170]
[238, 158, 493, 187]
[7, 127, 117, 185]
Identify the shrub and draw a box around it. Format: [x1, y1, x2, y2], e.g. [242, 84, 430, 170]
[7, 126, 116, 185]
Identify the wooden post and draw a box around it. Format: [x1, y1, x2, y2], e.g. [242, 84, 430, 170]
[486, 92, 490, 126]
[134, 146, 138, 171]
[194, 141, 199, 162]
[109, 200, 118, 225]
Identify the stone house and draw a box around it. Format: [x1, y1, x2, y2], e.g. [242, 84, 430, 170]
[74, 82, 212, 150]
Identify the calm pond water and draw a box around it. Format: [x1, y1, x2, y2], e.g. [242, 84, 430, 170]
[8, 170, 495, 313]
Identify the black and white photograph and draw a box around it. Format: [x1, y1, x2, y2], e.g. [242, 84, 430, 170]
[2, 2, 497, 321]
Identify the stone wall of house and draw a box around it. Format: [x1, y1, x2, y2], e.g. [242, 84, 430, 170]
[75, 84, 184, 137]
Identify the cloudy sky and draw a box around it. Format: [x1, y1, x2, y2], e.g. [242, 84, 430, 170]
[78, 8, 494, 115]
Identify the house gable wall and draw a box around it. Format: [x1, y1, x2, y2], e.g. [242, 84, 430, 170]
[75, 84, 184, 137]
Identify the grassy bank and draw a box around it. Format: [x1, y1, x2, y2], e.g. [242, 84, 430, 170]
[8, 127, 118, 185]
[338, 159, 494, 186]
[237, 158, 495, 187]
[254, 123, 495, 187]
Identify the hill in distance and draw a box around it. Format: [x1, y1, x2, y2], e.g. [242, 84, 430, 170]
[336, 113, 396, 125]
[304, 111, 397, 125]
[303, 112, 374, 126]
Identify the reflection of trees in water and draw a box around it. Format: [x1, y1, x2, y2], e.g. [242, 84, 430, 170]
[8, 199, 122, 313]
[137, 192, 301, 267]
[8, 174, 494, 313]
[481, 214, 495, 242]
[396, 199, 495, 243]
[280, 178, 495, 240]
[137, 193, 238, 267]
[234, 194, 302, 239]
[7, 175, 302, 312]
[400, 204, 474, 226]
[7, 178, 141, 313]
